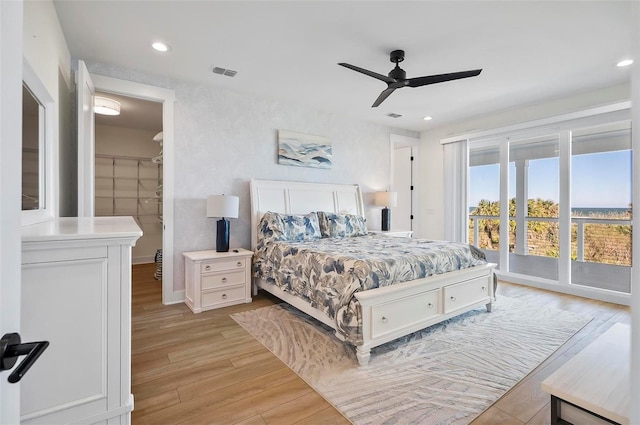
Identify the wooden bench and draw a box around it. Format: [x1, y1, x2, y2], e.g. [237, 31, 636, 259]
[541, 323, 630, 425]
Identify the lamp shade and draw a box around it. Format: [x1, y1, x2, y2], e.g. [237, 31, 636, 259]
[206, 195, 239, 219]
[94, 96, 121, 116]
[374, 191, 398, 208]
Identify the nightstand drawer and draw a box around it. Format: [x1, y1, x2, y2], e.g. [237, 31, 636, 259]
[202, 286, 246, 307]
[201, 269, 245, 290]
[201, 258, 246, 274]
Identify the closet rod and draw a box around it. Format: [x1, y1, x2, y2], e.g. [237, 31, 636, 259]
[95, 153, 158, 162]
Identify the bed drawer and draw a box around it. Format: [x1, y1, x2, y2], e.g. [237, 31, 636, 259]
[201, 269, 245, 290]
[202, 285, 246, 308]
[371, 289, 440, 338]
[201, 257, 246, 274]
[443, 276, 490, 314]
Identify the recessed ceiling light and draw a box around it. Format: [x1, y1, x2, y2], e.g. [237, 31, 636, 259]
[423, 116, 433, 121]
[616, 59, 633, 67]
[151, 41, 171, 52]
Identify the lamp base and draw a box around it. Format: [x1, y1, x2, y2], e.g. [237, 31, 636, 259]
[381, 208, 391, 231]
[216, 219, 230, 252]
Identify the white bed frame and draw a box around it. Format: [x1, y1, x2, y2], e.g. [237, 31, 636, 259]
[250, 179, 496, 365]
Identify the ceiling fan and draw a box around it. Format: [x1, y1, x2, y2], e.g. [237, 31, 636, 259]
[339, 50, 482, 108]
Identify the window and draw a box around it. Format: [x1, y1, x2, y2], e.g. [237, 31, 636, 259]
[463, 104, 632, 302]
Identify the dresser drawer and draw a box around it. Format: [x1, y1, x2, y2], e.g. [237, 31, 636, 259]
[201, 269, 245, 290]
[443, 276, 490, 314]
[201, 257, 246, 274]
[202, 286, 246, 307]
[371, 289, 440, 338]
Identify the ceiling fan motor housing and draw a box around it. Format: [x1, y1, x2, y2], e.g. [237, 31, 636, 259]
[388, 50, 407, 80]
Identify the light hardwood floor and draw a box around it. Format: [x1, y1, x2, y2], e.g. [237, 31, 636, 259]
[131, 263, 629, 424]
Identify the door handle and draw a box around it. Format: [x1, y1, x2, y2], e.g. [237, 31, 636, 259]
[0, 333, 49, 383]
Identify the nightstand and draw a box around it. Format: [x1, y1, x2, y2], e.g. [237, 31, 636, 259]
[369, 230, 413, 238]
[183, 248, 253, 313]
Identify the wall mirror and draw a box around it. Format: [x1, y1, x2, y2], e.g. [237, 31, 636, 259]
[22, 58, 56, 226]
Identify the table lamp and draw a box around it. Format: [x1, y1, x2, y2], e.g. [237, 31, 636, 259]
[206, 195, 239, 252]
[374, 191, 397, 231]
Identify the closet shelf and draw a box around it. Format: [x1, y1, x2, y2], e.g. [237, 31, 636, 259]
[95, 196, 163, 200]
[95, 152, 162, 224]
[95, 176, 161, 182]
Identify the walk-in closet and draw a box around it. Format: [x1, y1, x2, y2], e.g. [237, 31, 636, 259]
[94, 92, 163, 275]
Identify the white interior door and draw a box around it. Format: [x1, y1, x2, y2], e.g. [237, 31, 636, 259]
[77, 60, 95, 217]
[392, 145, 413, 231]
[1, 1, 24, 422]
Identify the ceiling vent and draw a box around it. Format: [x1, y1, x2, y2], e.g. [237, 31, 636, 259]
[386, 113, 402, 118]
[212, 66, 237, 77]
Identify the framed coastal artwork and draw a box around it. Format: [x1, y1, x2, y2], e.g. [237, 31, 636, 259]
[277, 130, 332, 169]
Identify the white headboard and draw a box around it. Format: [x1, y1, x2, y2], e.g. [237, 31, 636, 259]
[250, 179, 364, 250]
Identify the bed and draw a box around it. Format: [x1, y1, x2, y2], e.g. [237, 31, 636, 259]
[250, 179, 496, 365]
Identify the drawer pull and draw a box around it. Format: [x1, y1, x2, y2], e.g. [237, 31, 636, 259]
[427, 302, 434, 309]
[450, 296, 456, 302]
[205, 265, 211, 271]
[381, 316, 388, 323]
[221, 277, 227, 283]
[222, 294, 227, 300]
[481, 286, 486, 291]
[236, 261, 242, 267]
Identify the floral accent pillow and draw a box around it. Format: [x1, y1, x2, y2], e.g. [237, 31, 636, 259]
[316, 212, 368, 238]
[257, 211, 321, 248]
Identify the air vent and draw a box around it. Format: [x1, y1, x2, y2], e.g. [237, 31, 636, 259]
[212, 67, 237, 77]
[386, 113, 402, 118]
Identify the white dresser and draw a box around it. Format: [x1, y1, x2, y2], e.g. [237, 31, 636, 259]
[184, 249, 253, 313]
[20, 217, 142, 425]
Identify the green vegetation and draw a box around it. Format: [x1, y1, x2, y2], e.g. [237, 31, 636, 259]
[469, 199, 632, 266]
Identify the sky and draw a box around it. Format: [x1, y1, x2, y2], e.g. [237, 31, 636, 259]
[469, 150, 632, 208]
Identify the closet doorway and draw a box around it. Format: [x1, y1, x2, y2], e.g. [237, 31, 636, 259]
[77, 66, 177, 304]
[94, 93, 163, 272]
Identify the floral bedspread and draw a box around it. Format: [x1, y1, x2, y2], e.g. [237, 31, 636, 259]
[253, 234, 487, 345]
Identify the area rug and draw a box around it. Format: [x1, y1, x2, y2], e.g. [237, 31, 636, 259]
[231, 296, 590, 425]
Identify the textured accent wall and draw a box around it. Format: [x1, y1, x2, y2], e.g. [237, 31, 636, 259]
[84, 61, 417, 292]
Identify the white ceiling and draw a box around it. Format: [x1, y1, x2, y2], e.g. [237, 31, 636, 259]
[53, 1, 634, 133]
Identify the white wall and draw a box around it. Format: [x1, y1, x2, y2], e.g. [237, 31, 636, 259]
[82, 60, 417, 292]
[418, 83, 631, 240]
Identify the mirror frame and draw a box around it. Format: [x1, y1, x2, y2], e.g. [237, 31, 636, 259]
[22, 58, 57, 226]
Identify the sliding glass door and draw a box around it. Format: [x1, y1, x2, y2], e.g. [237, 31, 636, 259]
[507, 135, 560, 281]
[467, 116, 632, 299]
[468, 145, 501, 266]
[570, 122, 632, 294]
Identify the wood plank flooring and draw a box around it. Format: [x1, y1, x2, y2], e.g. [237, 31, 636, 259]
[131, 263, 629, 424]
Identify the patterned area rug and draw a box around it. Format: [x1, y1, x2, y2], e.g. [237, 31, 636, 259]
[231, 296, 590, 425]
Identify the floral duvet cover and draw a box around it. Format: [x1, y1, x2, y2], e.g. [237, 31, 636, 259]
[253, 233, 487, 345]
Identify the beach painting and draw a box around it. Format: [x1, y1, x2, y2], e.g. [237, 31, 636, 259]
[278, 130, 332, 169]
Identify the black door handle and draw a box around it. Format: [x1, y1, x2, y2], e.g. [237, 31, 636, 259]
[0, 333, 49, 383]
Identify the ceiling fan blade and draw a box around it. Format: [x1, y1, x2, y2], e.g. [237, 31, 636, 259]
[407, 69, 482, 88]
[372, 87, 396, 107]
[339, 63, 395, 84]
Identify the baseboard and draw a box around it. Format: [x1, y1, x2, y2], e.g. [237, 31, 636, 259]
[133, 255, 155, 265]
